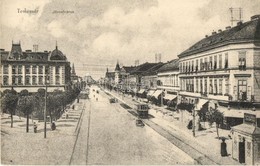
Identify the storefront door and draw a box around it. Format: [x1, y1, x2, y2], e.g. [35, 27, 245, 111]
[239, 140, 245, 163]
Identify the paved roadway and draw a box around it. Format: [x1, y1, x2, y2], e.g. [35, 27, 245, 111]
[70, 85, 194, 165]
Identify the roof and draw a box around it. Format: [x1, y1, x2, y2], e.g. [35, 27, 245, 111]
[232, 123, 260, 135]
[0, 51, 9, 61]
[142, 62, 165, 76]
[178, 17, 260, 58]
[158, 59, 179, 73]
[105, 72, 115, 79]
[50, 46, 67, 60]
[115, 62, 120, 71]
[130, 62, 161, 75]
[121, 66, 136, 73]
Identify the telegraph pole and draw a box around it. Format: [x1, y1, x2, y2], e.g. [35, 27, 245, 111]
[192, 107, 195, 137]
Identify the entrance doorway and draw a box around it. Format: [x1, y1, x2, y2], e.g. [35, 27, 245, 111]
[239, 138, 245, 163]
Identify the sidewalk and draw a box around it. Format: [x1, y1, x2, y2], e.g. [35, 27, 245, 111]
[105, 89, 240, 165]
[1, 99, 85, 165]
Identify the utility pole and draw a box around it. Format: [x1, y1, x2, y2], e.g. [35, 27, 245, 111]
[44, 84, 47, 138]
[192, 106, 195, 137]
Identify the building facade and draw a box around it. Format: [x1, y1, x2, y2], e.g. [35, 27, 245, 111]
[157, 59, 180, 103]
[0, 42, 71, 93]
[178, 15, 260, 111]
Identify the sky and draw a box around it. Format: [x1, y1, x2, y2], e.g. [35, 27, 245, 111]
[0, 0, 259, 79]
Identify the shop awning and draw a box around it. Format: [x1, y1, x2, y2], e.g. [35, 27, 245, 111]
[196, 99, 209, 110]
[152, 90, 163, 98]
[138, 89, 146, 94]
[164, 94, 177, 100]
[147, 90, 155, 96]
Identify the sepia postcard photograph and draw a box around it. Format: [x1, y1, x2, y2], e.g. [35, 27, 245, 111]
[1, 0, 260, 165]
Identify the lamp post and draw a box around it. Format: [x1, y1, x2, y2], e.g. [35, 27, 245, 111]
[44, 74, 49, 139]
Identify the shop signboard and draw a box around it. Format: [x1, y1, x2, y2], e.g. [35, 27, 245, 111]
[244, 113, 256, 126]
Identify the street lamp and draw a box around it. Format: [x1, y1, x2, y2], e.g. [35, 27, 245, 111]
[44, 74, 49, 139]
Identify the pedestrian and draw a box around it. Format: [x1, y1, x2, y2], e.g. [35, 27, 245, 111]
[33, 122, 37, 133]
[221, 138, 228, 157]
[96, 97, 98, 101]
[51, 121, 56, 130]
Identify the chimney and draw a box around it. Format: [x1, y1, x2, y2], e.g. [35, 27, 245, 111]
[33, 44, 38, 52]
[251, 15, 260, 20]
[218, 29, 222, 33]
[212, 31, 217, 35]
[205, 35, 208, 38]
[237, 21, 243, 26]
[44, 50, 48, 53]
[158, 53, 161, 62]
[226, 26, 231, 30]
[25, 50, 32, 52]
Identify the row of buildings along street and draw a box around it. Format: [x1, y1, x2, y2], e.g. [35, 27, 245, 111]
[1, 5, 260, 165]
[99, 14, 260, 165]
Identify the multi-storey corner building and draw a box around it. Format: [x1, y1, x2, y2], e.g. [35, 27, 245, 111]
[178, 15, 260, 112]
[0, 42, 71, 93]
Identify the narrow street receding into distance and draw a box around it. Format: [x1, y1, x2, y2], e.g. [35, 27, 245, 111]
[70, 85, 194, 165]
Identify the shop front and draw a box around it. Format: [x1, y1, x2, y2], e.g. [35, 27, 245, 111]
[232, 113, 260, 164]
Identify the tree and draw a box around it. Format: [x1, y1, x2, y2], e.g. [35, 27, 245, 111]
[206, 108, 224, 139]
[18, 89, 34, 132]
[2, 88, 18, 128]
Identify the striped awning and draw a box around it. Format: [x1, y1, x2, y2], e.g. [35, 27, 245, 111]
[147, 89, 155, 96]
[152, 90, 163, 98]
[196, 99, 209, 110]
[164, 94, 177, 100]
[138, 89, 146, 94]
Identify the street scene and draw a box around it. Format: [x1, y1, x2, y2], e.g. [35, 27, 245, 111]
[1, 0, 260, 165]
